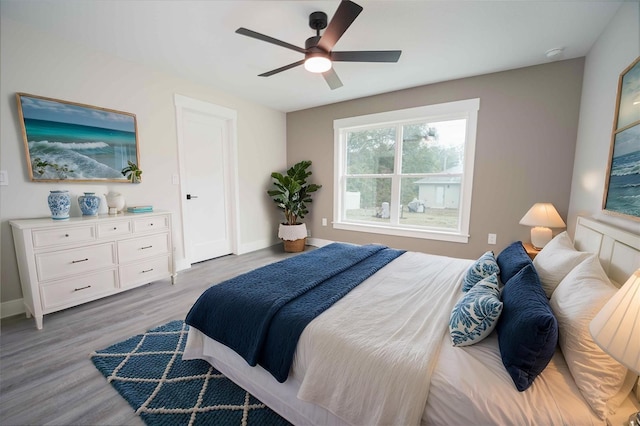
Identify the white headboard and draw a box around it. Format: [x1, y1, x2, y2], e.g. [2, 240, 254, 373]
[574, 216, 640, 287]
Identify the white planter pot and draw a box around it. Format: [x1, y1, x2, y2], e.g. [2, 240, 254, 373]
[278, 223, 307, 241]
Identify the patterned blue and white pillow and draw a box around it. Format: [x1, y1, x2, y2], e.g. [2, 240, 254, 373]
[462, 251, 500, 292]
[450, 274, 503, 347]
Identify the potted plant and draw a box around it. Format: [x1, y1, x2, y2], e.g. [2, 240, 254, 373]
[121, 161, 142, 183]
[267, 160, 322, 252]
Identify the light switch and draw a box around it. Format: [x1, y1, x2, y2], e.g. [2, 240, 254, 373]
[0, 170, 8, 186]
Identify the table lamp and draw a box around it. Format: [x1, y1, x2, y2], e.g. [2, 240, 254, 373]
[590, 269, 640, 425]
[519, 203, 566, 249]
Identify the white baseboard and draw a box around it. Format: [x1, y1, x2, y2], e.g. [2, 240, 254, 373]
[307, 237, 333, 247]
[1, 298, 25, 319]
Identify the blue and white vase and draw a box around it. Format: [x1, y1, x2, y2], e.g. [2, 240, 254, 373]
[48, 190, 71, 220]
[78, 192, 100, 216]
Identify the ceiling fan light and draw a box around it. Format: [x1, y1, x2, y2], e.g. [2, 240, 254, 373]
[304, 56, 332, 73]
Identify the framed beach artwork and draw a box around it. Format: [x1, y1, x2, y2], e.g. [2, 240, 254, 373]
[16, 93, 140, 182]
[603, 56, 640, 221]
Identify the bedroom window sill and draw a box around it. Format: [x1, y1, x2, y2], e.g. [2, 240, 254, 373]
[332, 221, 469, 243]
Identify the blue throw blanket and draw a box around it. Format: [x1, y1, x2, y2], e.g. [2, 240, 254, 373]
[185, 243, 405, 382]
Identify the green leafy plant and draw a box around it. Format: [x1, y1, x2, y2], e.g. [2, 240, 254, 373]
[121, 161, 142, 183]
[267, 160, 322, 225]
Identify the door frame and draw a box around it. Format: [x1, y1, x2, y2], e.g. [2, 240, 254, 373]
[174, 94, 240, 267]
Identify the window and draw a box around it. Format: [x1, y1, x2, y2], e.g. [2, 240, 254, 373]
[333, 98, 479, 243]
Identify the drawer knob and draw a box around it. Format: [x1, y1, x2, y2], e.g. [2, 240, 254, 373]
[113, 227, 117, 230]
[142, 268, 154, 273]
[71, 258, 89, 264]
[64, 234, 69, 237]
[74, 285, 92, 292]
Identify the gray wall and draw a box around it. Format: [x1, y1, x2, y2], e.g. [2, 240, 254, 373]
[287, 58, 585, 259]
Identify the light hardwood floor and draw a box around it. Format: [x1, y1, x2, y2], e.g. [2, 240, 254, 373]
[0, 245, 301, 426]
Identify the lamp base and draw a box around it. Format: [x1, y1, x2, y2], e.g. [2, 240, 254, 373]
[628, 411, 639, 426]
[530, 226, 552, 250]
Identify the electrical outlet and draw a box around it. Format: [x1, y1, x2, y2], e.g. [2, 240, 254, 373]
[322, 218, 327, 226]
[307, 229, 311, 238]
[0, 170, 8, 186]
[488, 233, 497, 245]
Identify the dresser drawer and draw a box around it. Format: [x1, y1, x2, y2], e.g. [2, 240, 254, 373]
[36, 243, 116, 281]
[40, 269, 117, 310]
[133, 215, 169, 234]
[119, 255, 171, 288]
[118, 233, 169, 262]
[97, 220, 132, 238]
[32, 225, 95, 248]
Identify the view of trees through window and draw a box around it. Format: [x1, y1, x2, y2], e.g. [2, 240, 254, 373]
[343, 119, 466, 230]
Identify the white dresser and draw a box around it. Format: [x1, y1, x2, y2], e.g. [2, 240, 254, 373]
[10, 211, 175, 329]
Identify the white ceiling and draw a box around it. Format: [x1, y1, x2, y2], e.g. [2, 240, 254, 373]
[1, 1, 623, 112]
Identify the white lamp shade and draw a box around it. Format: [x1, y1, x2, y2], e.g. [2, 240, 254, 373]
[519, 203, 566, 228]
[590, 269, 640, 374]
[519, 203, 566, 249]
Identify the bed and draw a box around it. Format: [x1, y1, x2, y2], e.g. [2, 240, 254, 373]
[183, 216, 640, 425]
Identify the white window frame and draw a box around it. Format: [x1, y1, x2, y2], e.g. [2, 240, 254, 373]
[333, 98, 479, 243]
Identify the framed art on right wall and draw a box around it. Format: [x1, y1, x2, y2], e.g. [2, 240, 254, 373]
[603, 56, 640, 221]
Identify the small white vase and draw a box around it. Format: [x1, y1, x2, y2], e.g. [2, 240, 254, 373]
[105, 191, 125, 214]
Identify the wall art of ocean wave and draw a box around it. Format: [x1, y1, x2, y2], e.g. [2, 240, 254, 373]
[605, 150, 640, 217]
[23, 118, 137, 180]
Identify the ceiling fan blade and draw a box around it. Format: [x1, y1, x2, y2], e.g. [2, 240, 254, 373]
[258, 60, 305, 77]
[322, 68, 343, 90]
[331, 50, 402, 62]
[236, 28, 307, 54]
[317, 0, 363, 53]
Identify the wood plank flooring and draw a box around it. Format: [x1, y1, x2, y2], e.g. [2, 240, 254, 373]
[0, 245, 302, 426]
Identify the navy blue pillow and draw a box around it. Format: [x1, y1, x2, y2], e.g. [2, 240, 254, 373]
[496, 264, 558, 391]
[497, 241, 533, 284]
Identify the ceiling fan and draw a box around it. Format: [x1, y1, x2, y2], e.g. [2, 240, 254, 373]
[235, 0, 402, 90]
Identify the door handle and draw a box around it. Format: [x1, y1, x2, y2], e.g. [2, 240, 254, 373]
[186, 194, 199, 200]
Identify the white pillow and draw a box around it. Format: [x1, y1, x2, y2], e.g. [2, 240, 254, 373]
[549, 255, 629, 420]
[533, 231, 591, 298]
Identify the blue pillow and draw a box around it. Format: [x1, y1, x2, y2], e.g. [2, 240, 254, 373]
[496, 241, 532, 284]
[496, 264, 558, 391]
[462, 251, 499, 292]
[450, 274, 503, 347]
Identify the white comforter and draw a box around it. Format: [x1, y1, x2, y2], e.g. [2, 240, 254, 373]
[293, 251, 471, 426]
[184, 249, 604, 425]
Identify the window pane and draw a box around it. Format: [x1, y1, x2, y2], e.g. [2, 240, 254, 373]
[346, 127, 396, 175]
[344, 177, 392, 223]
[399, 177, 460, 230]
[401, 120, 466, 174]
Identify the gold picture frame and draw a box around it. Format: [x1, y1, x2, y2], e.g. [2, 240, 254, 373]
[602, 57, 640, 221]
[16, 93, 140, 182]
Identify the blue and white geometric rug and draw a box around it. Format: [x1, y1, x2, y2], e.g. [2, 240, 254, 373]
[91, 320, 291, 426]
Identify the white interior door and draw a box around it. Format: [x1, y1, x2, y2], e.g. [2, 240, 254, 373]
[175, 95, 238, 265]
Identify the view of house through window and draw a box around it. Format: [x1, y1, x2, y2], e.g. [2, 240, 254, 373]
[334, 99, 479, 242]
